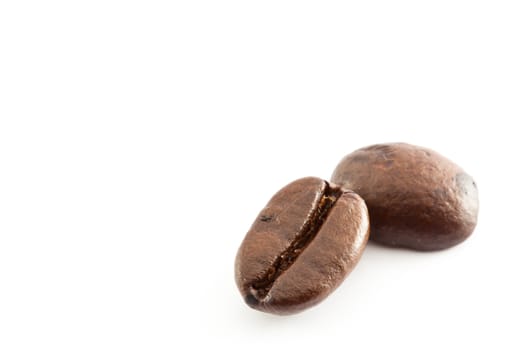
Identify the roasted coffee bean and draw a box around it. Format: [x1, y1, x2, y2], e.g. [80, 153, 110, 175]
[235, 177, 369, 315]
[331, 143, 479, 251]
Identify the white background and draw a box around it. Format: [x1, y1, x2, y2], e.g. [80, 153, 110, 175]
[1, 1, 524, 349]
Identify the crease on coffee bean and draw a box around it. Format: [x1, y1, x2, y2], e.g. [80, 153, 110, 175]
[249, 182, 342, 302]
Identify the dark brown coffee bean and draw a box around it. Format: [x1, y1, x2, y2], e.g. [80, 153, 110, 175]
[331, 143, 479, 251]
[235, 177, 369, 315]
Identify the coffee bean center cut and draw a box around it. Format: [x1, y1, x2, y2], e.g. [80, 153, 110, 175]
[250, 183, 342, 301]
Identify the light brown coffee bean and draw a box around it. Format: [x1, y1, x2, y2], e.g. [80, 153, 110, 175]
[331, 143, 479, 251]
[235, 177, 369, 315]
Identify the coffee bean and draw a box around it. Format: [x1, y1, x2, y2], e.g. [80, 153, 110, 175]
[235, 177, 369, 315]
[331, 143, 479, 251]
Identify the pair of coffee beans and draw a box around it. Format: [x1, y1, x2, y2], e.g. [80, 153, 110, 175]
[235, 143, 479, 315]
